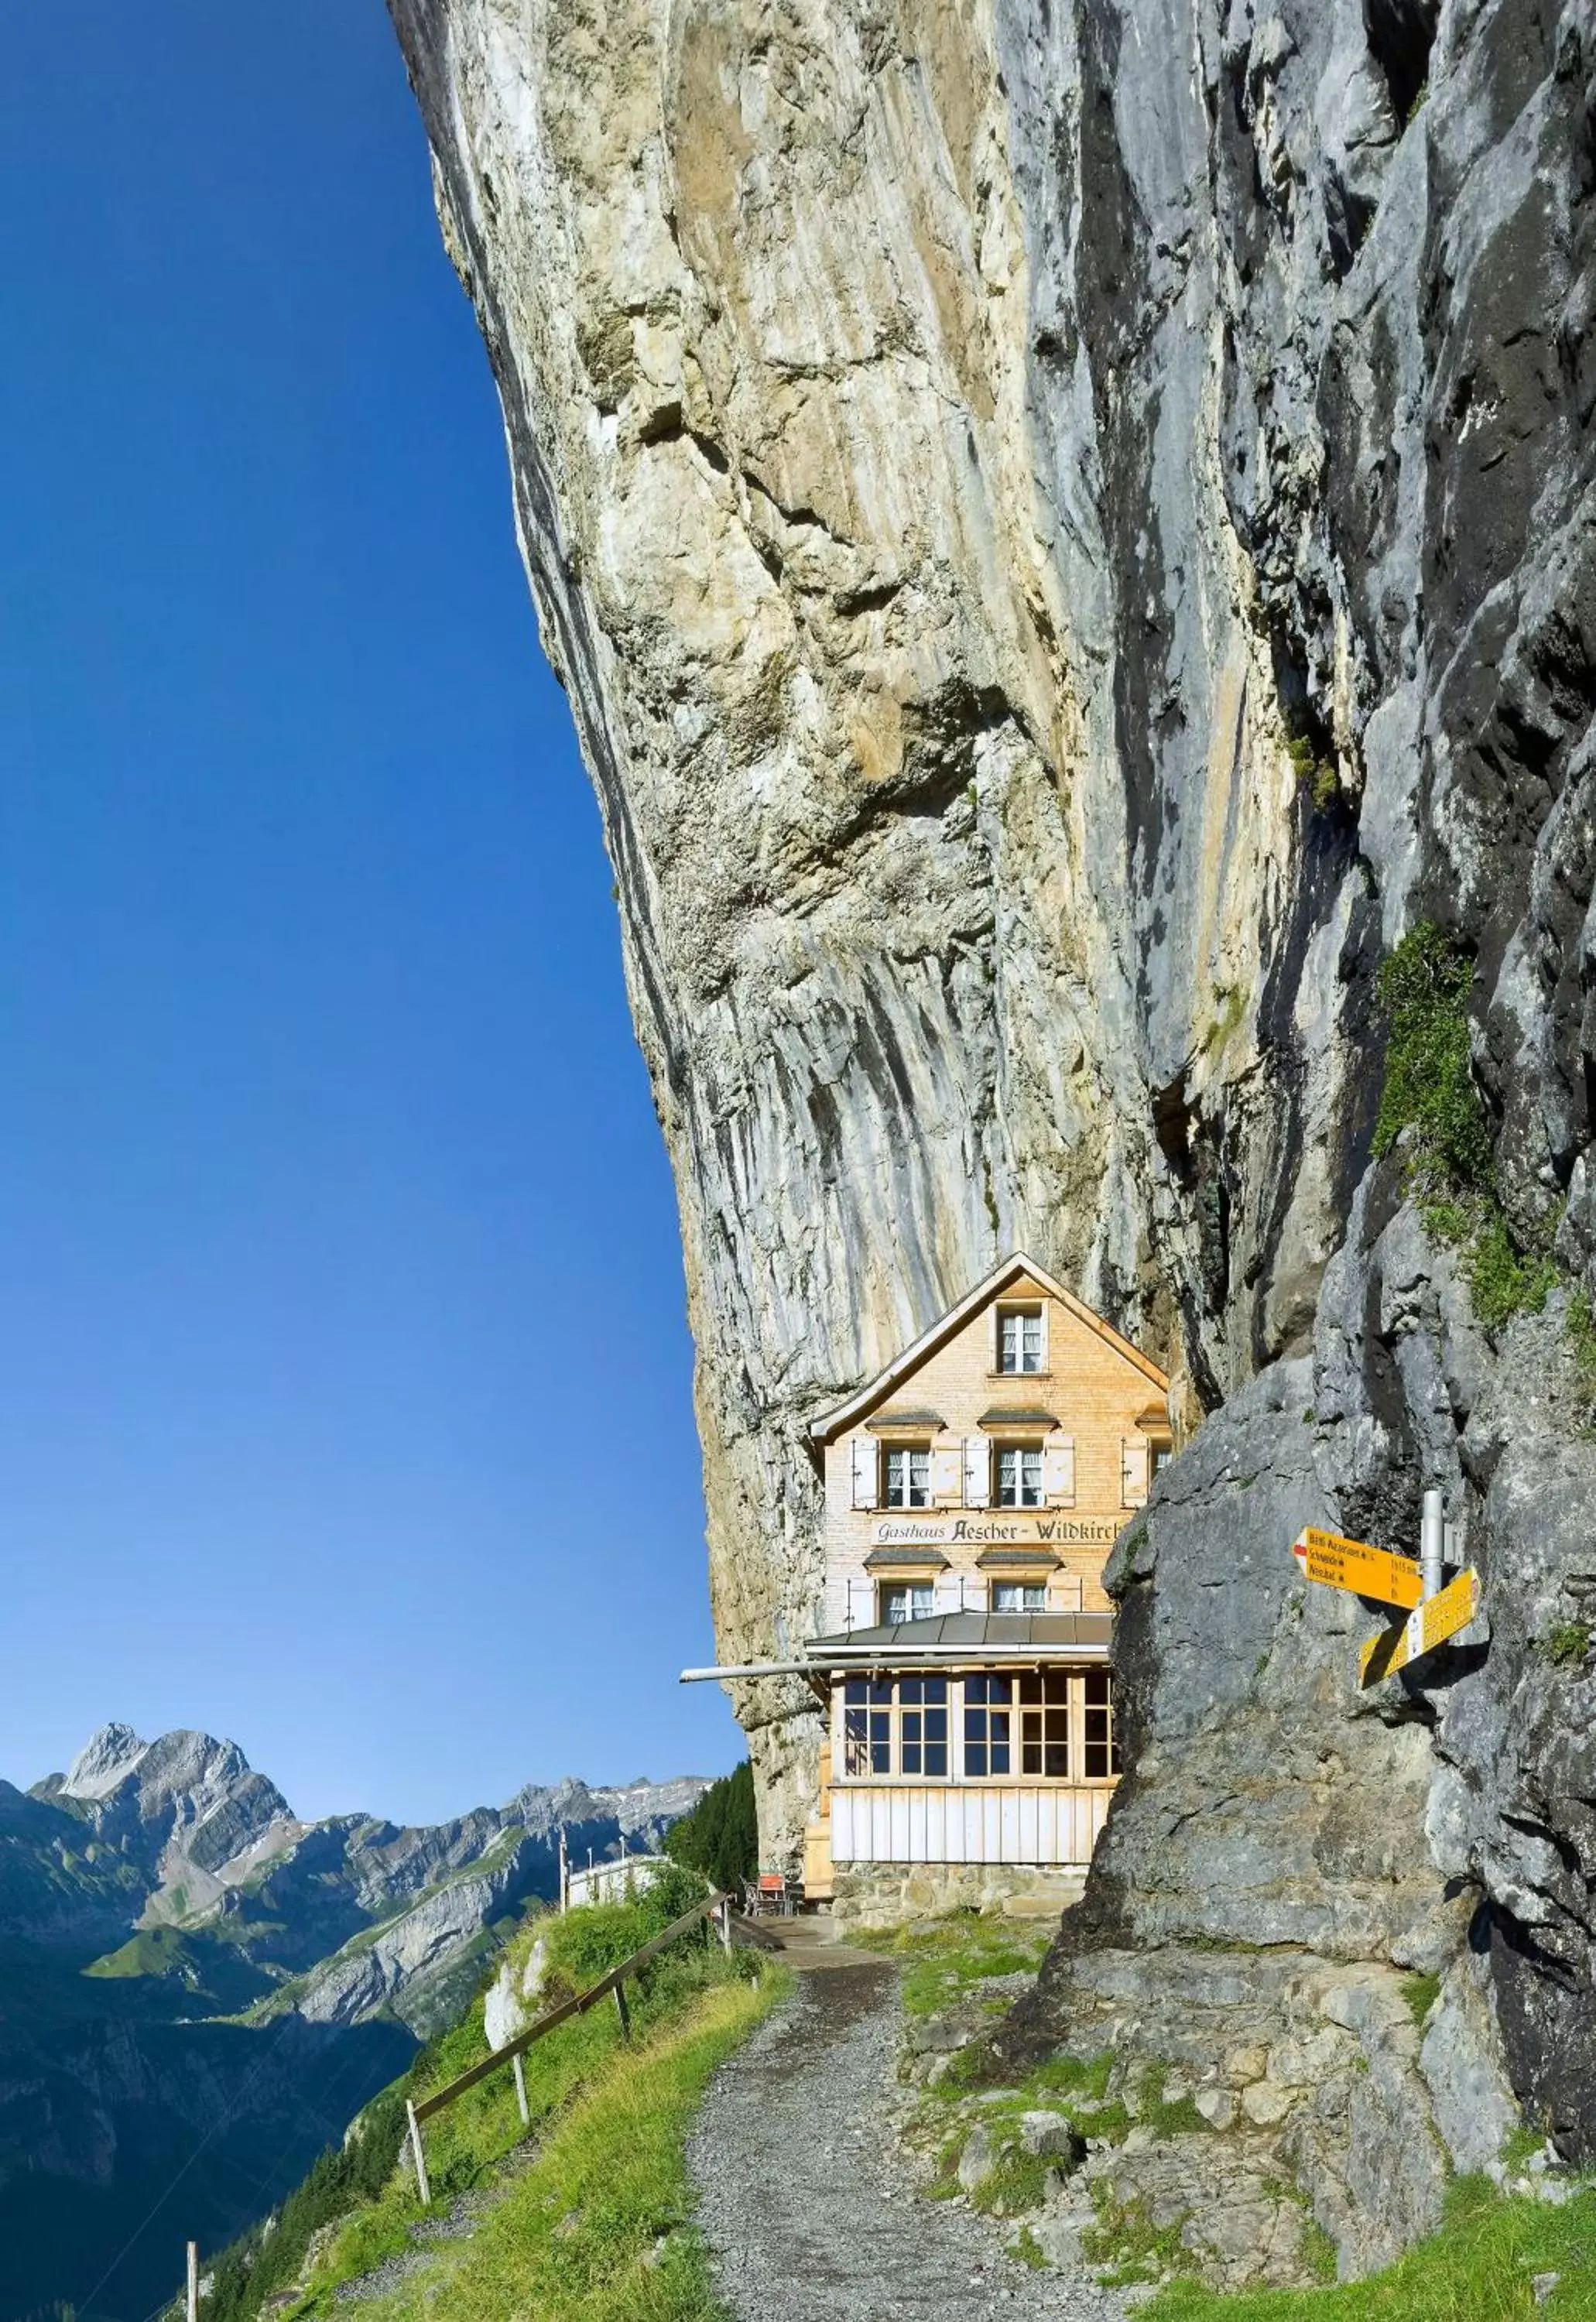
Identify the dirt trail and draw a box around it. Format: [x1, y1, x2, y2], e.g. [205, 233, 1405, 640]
[689, 1957, 1127, 2322]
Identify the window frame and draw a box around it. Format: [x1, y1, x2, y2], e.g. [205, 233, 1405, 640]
[991, 1579, 1048, 1613]
[995, 1303, 1046, 1375]
[840, 1675, 948, 1779]
[994, 1441, 1045, 1508]
[880, 1440, 933, 1509]
[878, 1578, 936, 1626]
[836, 1670, 1121, 1786]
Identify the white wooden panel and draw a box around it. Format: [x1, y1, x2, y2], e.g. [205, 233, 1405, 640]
[930, 1442, 963, 1504]
[831, 1783, 1115, 1866]
[851, 1434, 880, 1508]
[1018, 1789, 1039, 1863]
[1122, 1435, 1149, 1508]
[1043, 1437, 1077, 1505]
[963, 1435, 991, 1507]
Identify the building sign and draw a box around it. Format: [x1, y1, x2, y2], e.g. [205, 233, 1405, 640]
[872, 1515, 1122, 1548]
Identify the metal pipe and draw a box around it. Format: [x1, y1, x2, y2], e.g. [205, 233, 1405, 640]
[1420, 1488, 1445, 1601]
[680, 1645, 1111, 1682]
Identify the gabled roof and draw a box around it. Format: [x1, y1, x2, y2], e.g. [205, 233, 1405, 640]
[806, 1250, 1169, 1447]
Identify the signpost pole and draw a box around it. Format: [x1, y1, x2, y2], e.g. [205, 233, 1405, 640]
[187, 2240, 198, 2322]
[1420, 1489, 1444, 1602]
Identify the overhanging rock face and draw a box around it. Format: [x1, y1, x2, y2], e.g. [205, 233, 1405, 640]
[386, 0, 1596, 2264]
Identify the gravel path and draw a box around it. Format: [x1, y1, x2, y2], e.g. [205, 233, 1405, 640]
[689, 1961, 1128, 2322]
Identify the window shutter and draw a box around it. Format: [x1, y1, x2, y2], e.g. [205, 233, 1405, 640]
[1040, 1301, 1050, 1372]
[930, 1441, 963, 1505]
[963, 1436, 992, 1507]
[851, 1435, 879, 1509]
[989, 1302, 1000, 1373]
[1122, 1435, 1149, 1509]
[1043, 1436, 1076, 1505]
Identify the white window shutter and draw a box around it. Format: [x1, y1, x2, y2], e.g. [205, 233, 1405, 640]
[1122, 1435, 1149, 1509]
[989, 1301, 1000, 1373]
[930, 1442, 963, 1505]
[851, 1435, 879, 1509]
[1043, 1436, 1076, 1505]
[1040, 1301, 1050, 1372]
[963, 1436, 991, 1508]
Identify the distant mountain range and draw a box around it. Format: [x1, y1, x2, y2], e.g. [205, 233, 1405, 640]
[0, 1724, 710, 2322]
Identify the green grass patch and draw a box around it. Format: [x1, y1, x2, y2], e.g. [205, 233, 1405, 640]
[1084, 2183, 1197, 2286]
[1402, 1972, 1441, 2029]
[1136, 2059, 1211, 2137]
[1144, 2175, 1596, 2320]
[1011, 2224, 1049, 2269]
[968, 2137, 1053, 2218]
[329, 1968, 786, 2322]
[853, 1910, 1051, 2016]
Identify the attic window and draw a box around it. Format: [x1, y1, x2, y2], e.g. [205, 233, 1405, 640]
[997, 1305, 1044, 1374]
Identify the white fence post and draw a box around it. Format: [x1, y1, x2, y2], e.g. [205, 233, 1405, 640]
[512, 2051, 529, 2127]
[717, 1896, 732, 1954]
[406, 2099, 431, 2207]
[187, 2241, 198, 2322]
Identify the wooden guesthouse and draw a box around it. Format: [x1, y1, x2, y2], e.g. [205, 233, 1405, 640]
[799, 1253, 1171, 1918]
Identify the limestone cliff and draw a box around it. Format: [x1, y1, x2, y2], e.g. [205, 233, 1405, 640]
[385, 0, 1595, 2274]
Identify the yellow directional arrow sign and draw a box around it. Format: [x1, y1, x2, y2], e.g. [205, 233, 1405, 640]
[1293, 1526, 1425, 1611]
[1359, 1567, 1481, 1687]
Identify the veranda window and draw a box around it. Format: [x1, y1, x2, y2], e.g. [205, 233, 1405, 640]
[842, 1679, 893, 1775]
[1084, 1667, 1122, 1778]
[842, 1676, 947, 1776]
[995, 1444, 1043, 1507]
[899, 1677, 948, 1776]
[882, 1444, 931, 1508]
[963, 1674, 1012, 1776]
[1019, 1671, 1072, 1776]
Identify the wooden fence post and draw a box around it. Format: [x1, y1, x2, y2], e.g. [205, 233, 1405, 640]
[717, 1897, 731, 1954]
[613, 1981, 632, 2040]
[512, 2050, 530, 2127]
[406, 2099, 431, 2207]
[187, 2240, 198, 2322]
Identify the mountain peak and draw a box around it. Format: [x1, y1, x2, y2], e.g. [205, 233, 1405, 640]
[63, 1721, 150, 1798]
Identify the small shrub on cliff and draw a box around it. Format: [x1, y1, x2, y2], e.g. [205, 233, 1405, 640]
[1541, 1622, 1593, 1669]
[1373, 924, 1564, 1337]
[1372, 923, 1493, 1189]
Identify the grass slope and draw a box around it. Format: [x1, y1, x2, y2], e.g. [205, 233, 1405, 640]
[1150, 2177, 1596, 2322]
[204, 1873, 785, 2322]
[342, 1971, 783, 2322]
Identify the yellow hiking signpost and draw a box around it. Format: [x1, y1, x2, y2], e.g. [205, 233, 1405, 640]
[1290, 1493, 1481, 1684]
[1291, 1527, 1424, 1610]
[1358, 1566, 1482, 1687]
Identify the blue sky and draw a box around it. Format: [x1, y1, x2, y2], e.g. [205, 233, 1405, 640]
[0, 2, 743, 1820]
